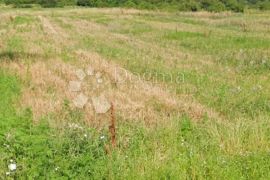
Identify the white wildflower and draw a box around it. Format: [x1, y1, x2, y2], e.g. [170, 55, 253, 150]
[97, 78, 103, 84]
[3, 143, 10, 148]
[68, 123, 83, 130]
[237, 86, 241, 91]
[8, 163, 16, 171]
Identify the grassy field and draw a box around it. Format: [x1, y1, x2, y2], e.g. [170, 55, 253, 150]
[0, 7, 270, 179]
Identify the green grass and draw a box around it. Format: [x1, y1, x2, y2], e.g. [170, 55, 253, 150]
[163, 30, 270, 57]
[3, 68, 267, 179]
[12, 16, 33, 25]
[1, 77, 269, 179]
[0, 7, 270, 179]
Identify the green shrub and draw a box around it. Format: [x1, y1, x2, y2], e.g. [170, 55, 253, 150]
[223, 0, 244, 12]
[138, 1, 156, 10]
[186, 1, 200, 11]
[77, 0, 91, 6]
[258, 1, 270, 10]
[201, 0, 225, 12]
[13, 3, 34, 7]
[38, 0, 59, 7]
[124, 0, 136, 8]
[6, 0, 35, 5]
[94, 0, 110, 7]
[61, 0, 76, 6]
[208, 1, 226, 12]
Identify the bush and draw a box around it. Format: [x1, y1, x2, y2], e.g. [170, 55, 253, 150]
[138, 1, 156, 10]
[4, 0, 36, 7]
[258, 1, 270, 10]
[223, 0, 244, 12]
[94, 0, 110, 7]
[201, 0, 226, 12]
[186, 1, 201, 11]
[61, 0, 76, 6]
[38, 0, 59, 7]
[208, 1, 226, 12]
[124, 0, 136, 8]
[14, 3, 34, 7]
[77, 0, 91, 6]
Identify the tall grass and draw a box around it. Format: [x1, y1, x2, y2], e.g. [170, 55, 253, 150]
[0, 8, 270, 179]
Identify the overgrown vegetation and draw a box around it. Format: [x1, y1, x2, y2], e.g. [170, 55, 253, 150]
[0, 7, 270, 179]
[1, 71, 269, 178]
[2, 0, 270, 11]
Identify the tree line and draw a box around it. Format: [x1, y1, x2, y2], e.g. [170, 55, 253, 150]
[1, 0, 270, 12]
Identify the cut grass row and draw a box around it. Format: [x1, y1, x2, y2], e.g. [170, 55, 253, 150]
[57, 14, 269, 119]
[0, 8, 270, 178]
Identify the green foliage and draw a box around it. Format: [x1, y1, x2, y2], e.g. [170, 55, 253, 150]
[137, 1, 156, 10]
[38, 0, 61, 7]
[3, 0, 270, 12]
[222, 0, 245, 12]
[76, 0, 91, 6]
[201, 0, 226, 12]
[258, 0, 270, 10]
[124, 0, 136, 8]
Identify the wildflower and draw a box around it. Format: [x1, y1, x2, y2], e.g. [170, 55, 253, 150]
[3, 143, 10, 148]
[252, 85, 262, 92]
[6, 172, 10, 176]
[100, 135, 105, 140]
[8, 163, 16, 171]
[84, 134, 88, 138]
[219, 144, 224, 149]
[97, 78, 103, 84]
[237, 86, 241, 91]
[231, 86, 241, 94]
[68, 123, 83, 130]
[55, 167, 59, 171]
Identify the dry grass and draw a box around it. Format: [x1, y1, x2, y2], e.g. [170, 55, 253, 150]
[1, 48, 220, 127]
[76, 50, 221, 123]
[1, 8, 270, 179]
[0, 8, 225, 127]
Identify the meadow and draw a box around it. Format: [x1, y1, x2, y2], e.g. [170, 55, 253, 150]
[0, 7, 270, 179]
